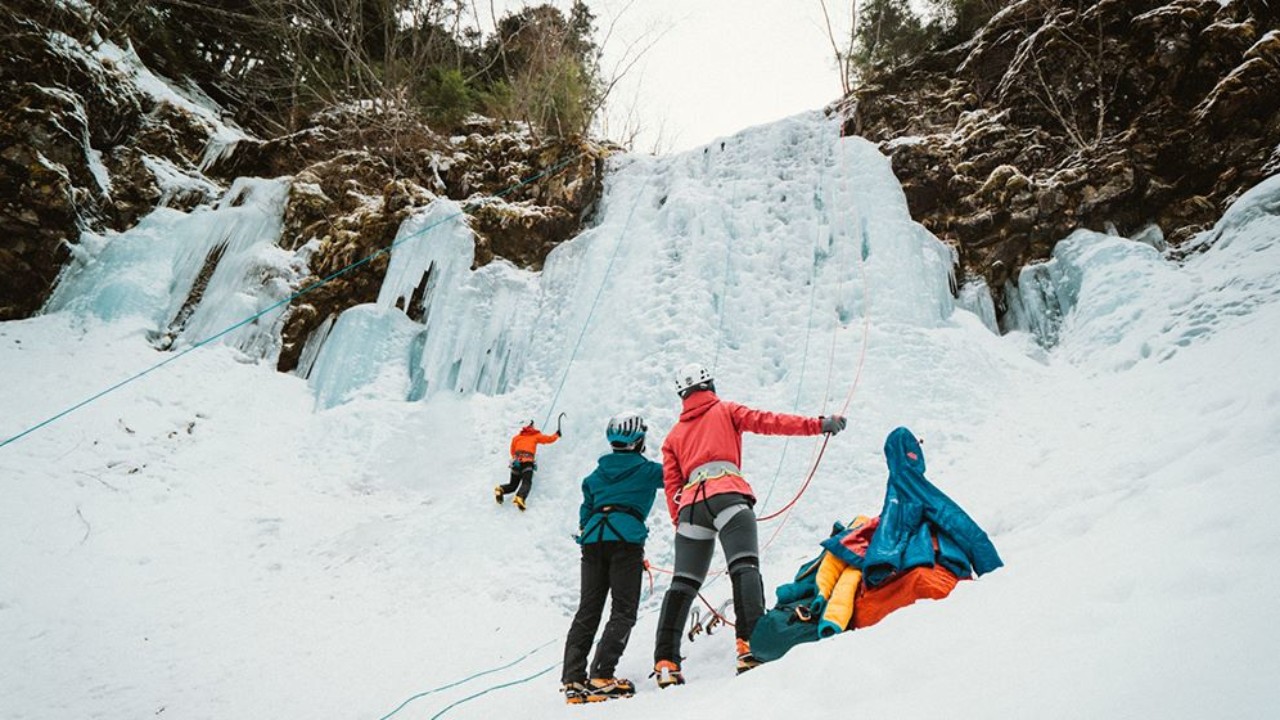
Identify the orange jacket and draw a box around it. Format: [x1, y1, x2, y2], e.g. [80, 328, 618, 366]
[510, 426, 558, 461]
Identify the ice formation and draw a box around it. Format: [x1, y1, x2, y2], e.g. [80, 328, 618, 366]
[45, 177, 294, 359]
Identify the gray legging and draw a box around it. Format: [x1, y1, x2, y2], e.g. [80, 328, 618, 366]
[654, 492, 765, 663]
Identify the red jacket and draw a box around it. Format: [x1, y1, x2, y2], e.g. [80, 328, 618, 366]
[660, 391, 821, 523]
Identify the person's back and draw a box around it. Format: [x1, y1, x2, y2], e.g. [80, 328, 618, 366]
[652, 362, 845, 686]
[578, 452, 663, 545]
[561, 413, 662, 704]
[661, 387, 823, 520]
[495, 421, 559, 510]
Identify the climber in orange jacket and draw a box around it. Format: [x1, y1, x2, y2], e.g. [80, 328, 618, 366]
[495, 420, 560, 510]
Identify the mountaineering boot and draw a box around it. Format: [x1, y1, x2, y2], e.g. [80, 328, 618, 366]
[493, 485, 504, 504]
[652, 660, 684, 688]
[562, 681, 591, 705]
[736, 638, 762, 675]
[587, 677, 635, 700]
[514, 496, 527, 511]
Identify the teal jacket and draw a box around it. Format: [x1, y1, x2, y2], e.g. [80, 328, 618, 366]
[854, 427, 1003, 586]
[578, 452, 664, 545]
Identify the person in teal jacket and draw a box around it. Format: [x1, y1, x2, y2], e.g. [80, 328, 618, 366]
[561, 412, 663, 704]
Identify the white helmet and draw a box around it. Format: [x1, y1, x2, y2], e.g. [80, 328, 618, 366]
[674, 362, 714, 395]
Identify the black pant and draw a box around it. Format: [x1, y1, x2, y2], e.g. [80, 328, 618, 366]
[499, 461, 535, 500]
[562, 541, 644, 683]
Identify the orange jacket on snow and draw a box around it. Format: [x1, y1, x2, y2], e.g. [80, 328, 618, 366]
[660, 390, 821, 523]
[510, 426, 558, 462]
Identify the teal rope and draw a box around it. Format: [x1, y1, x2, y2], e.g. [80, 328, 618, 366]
[541, 176, 647, 428]
[376, 639, 557, 720]
[428, 662, 560, 720]
[2, 153, 586, 450]
[757, 250, 821, 512]
[712, 204, 734, 374]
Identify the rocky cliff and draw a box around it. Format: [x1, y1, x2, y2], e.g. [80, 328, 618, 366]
[841, 0, 1280, 321]
[0, 0, 609, 359]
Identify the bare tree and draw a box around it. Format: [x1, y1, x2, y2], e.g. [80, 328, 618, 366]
[1001, 6, 1123, 151]
[818, 0, 858, 96]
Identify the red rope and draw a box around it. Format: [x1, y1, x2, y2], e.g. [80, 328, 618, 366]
[757, 434, 831, 522]
[753, 132, 872, 527]
[642, 131, 875, 626]
[698, 592, 734, 628]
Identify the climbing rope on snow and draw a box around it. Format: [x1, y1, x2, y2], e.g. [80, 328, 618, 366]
[377, 639, 559, 720]
[1, 152, 589, 451]
[426, 662, 561, 720]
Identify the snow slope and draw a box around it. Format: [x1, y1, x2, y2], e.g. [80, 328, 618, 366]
[3, 115, 1279, 720]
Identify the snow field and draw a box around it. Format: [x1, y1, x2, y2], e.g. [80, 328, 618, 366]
[3, 113, 1279, 719]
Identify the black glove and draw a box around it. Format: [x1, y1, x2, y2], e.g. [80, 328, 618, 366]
[819, 415, 847, 435]
[555, 430, 562, 438]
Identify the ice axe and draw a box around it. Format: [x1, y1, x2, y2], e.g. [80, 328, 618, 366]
[555, 412, 567, 435]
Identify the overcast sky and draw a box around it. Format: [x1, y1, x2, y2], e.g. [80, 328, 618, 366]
[493, 0, 853, 154]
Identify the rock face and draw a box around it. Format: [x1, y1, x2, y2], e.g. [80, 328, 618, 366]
[0, 1, 609, 369]
[0, 0, 225, 321]
[841, 0, 1280, 321]
[208, 112, 609, 373]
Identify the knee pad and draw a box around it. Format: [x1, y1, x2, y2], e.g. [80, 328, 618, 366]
[728, 556, 760, 578]
[670, 576, 701, 597]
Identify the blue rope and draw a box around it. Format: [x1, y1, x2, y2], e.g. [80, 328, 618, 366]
[376, 639, 557, 720]
[2, 153, 587, 450]
[757, 252, 821, 513]
[427, 662, 561, 720]
[757, 148, 832, 513]
[712, 203, 734, 375]
[541, 175, 648, 428]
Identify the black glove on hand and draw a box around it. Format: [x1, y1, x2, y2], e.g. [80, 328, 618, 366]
[819, 415, 847, 435]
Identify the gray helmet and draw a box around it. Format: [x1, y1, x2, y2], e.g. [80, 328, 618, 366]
[674, 362, 714, 396]
[606, 411, 647, 450]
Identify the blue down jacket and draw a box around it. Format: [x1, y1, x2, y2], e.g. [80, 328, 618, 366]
[844, 427, 1003, 586]
[578, 452, 664, 545]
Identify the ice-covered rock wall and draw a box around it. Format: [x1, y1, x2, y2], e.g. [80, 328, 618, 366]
[45, 177, 296, 359]
[1004, 173, 1280, 370]
[306, 199, 541, 408]
[41, 111, 977, 417]
[294, 112, 966, 413]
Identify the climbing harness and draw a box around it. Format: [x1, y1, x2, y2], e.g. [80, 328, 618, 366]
[581, 504, 646, 544]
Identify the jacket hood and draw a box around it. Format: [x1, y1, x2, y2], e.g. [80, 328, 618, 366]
[679, 390, 719, 421]
[884, 426, 926, 476]
[519, 426, 541, 436]
[595, 451, 649, 483]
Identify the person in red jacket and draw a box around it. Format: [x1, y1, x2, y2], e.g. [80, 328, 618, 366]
[495, 420, 560, 510]
[651, 363, 845, 686]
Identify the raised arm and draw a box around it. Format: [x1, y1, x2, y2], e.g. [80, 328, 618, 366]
[726, 401, 823, 436]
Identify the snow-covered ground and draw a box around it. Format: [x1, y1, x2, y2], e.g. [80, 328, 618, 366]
[3, 113, 1279, 720]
